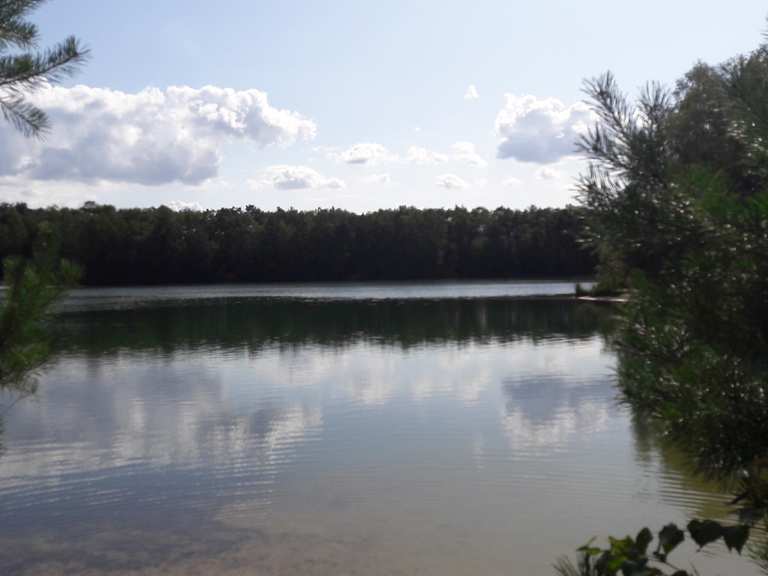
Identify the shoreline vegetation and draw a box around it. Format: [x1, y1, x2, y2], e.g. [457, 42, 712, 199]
[574, 281, 628, 301]
[555, 26, 768, 576]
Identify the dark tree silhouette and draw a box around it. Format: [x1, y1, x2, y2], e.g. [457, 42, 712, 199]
[0, 203, 597, 285]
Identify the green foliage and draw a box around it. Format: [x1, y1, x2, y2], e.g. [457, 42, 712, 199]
[0, 0, 86, 403]
[0, 0, 88, 136]
[555, 521, 750, 576]
[564, 21, 768, 576]
[0, 204, 597, 284]
[0, 225, 79, 391]
[656, 524, 684, 559]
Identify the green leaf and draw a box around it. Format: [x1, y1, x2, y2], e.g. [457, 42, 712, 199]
[606, 554, 625, 573]
[635, 527, 653, 554]
[595, 550, 615, 575]
[577, 537, 602, 557]
[687, 519, 723, 549]
[657, 523, 685, 557]
[609, 536, 635, 558]
[721, 524, 750, 554]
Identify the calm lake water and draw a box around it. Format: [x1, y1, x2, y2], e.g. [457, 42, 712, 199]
[0, 281, 757, 575]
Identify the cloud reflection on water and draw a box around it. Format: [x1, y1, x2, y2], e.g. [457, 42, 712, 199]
[0, 296, 747, 575]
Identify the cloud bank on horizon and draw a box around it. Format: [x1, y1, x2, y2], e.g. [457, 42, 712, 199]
[0, 83, 590, 210]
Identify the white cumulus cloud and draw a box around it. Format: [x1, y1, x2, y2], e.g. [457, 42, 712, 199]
[326, 142, 395, 165]
[436, 174, 469, 190]
[166, 200, 203, 211]
[450, 141, 487, 167]
[407, 146, 449, 165]
[0, 84, 317, 186]
[464, 84, 480, 101]
[408, 142, 487, 167]
[503, 177, 523, 187]
[536, 167, 560, 180]
[495, 94, 592, 163]
[254, 165, 346, 191]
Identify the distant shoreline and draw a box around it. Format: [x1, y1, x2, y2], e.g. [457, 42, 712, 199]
[46, 279, 599, 313]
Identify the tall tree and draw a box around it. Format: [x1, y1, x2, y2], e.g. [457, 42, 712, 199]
[556, 27, 768, 576]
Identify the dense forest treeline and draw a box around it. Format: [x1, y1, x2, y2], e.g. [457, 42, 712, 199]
[0, 203, 596, 285]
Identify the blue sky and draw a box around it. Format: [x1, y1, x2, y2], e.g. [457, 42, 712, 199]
[2, 1, 767, 212]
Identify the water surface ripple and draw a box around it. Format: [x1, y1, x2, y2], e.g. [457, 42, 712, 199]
[0, 282, 755, 575]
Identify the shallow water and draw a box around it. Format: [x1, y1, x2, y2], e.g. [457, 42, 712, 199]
[0, 282, 757, 575]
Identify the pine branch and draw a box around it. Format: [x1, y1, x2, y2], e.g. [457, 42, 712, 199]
[0, 36, 89, 90]
[0, 17, 37, 50]
[0, 1, 47, 49]
[0, 92, 47, 135]
[0, 34, 89, 136]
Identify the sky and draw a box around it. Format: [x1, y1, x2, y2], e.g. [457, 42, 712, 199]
[1, 0, 766, 212]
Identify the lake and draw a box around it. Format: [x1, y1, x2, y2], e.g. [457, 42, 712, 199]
[0, 281, 756, 575]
